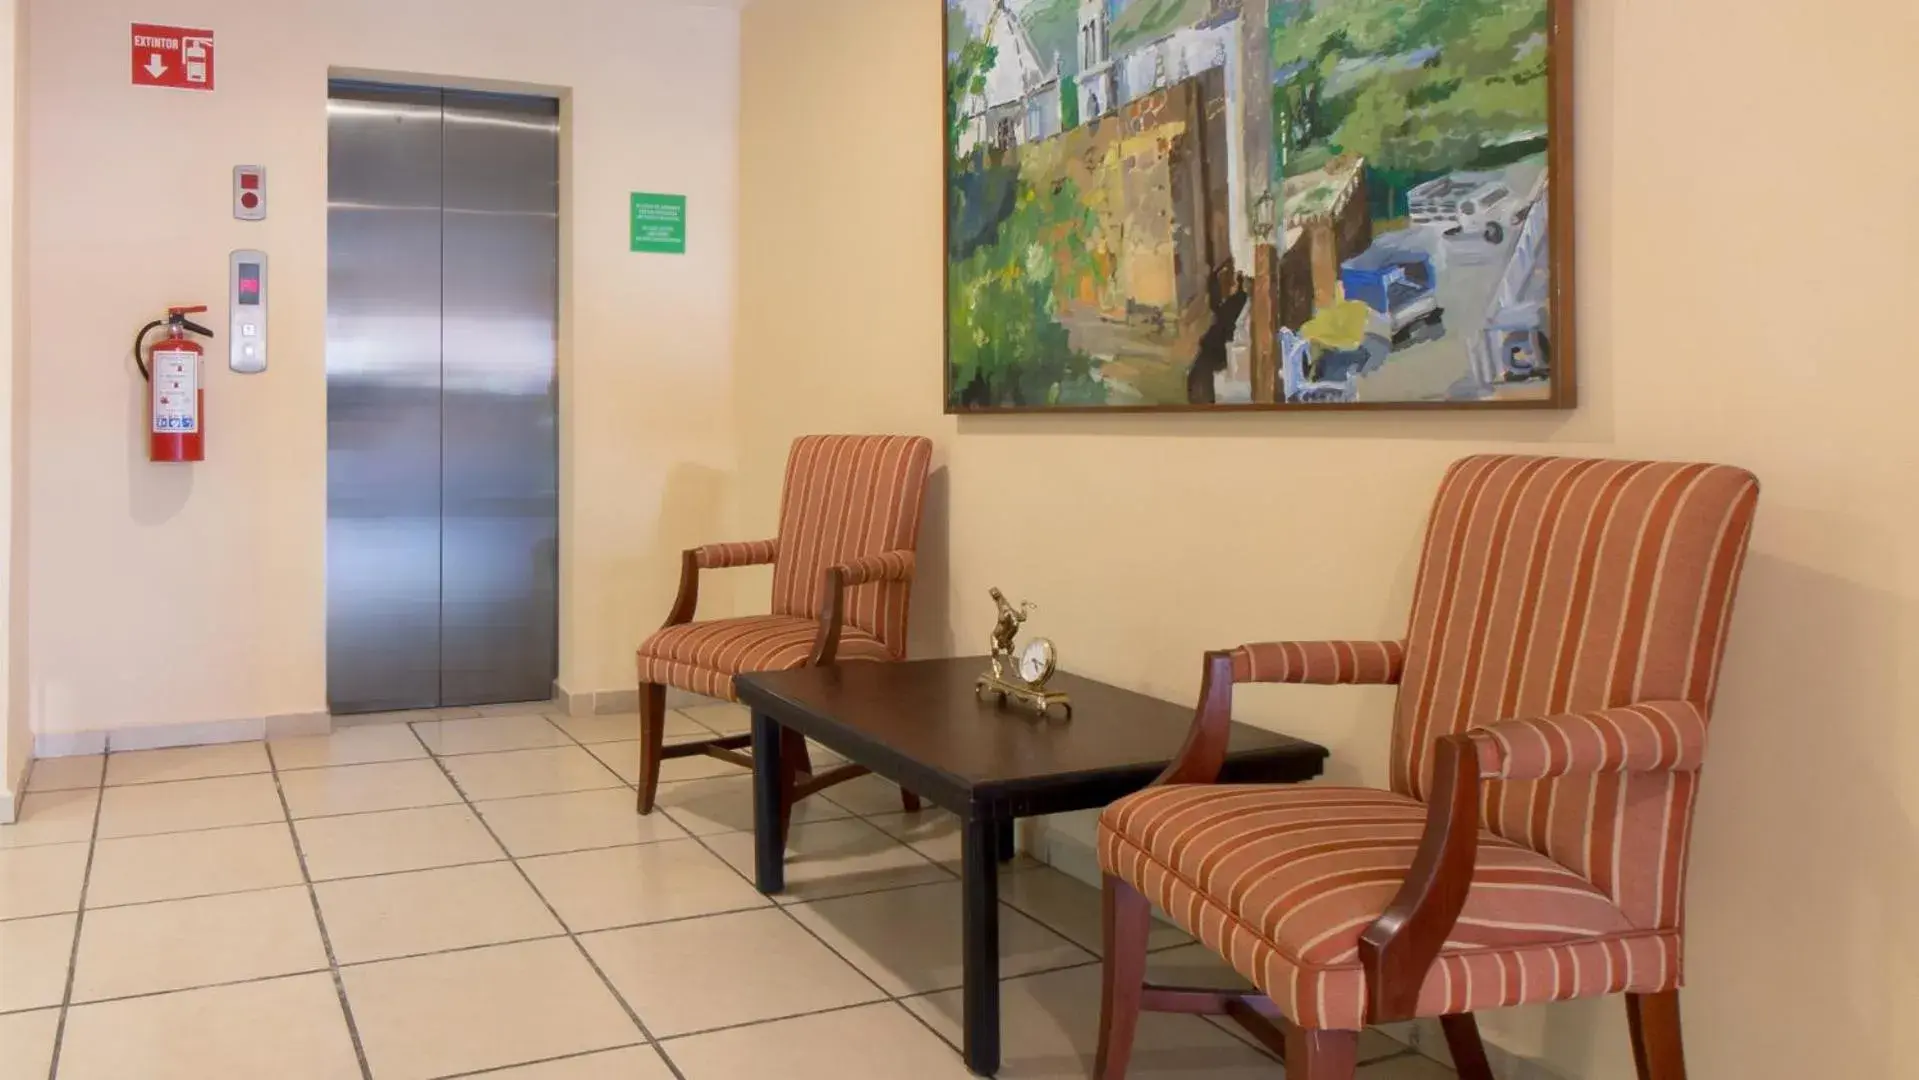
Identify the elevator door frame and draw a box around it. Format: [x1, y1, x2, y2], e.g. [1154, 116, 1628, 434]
[325, 79, 561, 715]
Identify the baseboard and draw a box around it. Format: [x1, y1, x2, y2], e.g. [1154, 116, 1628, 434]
[554, 682, 700, 717]
[32, 711, 333, 758]
[0, 756, 25, 824]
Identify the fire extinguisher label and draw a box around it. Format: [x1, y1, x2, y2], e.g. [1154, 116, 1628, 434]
[152, 349, 199, 433]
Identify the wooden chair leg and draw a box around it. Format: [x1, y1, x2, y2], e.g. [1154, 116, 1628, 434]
[900, 788, 922, 813]
[1440, 1013, 1495, 1080]
[1095, 875, 1151, 1079]
[635, 683, 666, 815]
[1283, 1026, 1359, 1080]
[1627, 991, 1687, 1080]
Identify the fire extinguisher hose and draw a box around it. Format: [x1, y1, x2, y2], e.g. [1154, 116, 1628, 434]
[131, 320, 167, 383]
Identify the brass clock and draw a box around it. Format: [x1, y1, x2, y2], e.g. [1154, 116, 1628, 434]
[977, 588, 1071, 719]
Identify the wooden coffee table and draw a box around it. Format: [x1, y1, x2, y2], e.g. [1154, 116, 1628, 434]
[734, 658, 1328, 1076]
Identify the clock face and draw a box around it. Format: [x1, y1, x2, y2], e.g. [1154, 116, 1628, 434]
[1018, 638, 1056, 685]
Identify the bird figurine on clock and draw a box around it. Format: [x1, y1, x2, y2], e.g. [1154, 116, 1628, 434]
[978, 588, 1072, 719]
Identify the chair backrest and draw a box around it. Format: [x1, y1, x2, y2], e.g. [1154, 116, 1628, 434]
[769, 434, 934, 659]
[1390, 455, 1759, 930]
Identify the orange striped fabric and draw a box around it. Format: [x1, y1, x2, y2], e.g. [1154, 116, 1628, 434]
[695, 540, 778, 570]
[769, 435, 934, 660]
[1100, 784, 1669, 1030]
[1467, 701, 1708, 781]
[637, 615, 893, 701]
[834, 550, 915, 587]
[1388, 456, 1757, 930]
[1232, 640, 1407, 685]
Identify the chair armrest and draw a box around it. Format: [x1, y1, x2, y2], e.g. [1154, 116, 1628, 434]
[1231, 640, 1406, 685]
[1465, 701, 1708, 781]
[663, 540, 780, 629]
[829, 550, 915, 587]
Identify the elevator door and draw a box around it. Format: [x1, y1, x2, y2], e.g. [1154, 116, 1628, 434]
[326, 83, 559, 714]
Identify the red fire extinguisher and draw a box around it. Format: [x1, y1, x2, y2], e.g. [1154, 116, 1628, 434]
[133, 306, 215, 463]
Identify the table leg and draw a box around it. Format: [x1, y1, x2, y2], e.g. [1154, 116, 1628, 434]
[751, 711, 785, 895]
[996, 818, 1017, 863]
[961, 812, 1002, 1075]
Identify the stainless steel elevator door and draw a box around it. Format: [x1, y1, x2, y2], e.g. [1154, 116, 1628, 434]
[326, 83, 559, 714]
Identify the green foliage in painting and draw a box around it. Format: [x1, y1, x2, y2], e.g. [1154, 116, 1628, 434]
[947, 38, 999, 158]
[1021, 0, 1083, 74]
[948, 168, 1108, 408]
[1274, 0, 1548, 192]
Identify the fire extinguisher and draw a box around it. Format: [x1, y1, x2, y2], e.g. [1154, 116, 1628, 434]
[133, 306, 215, 463]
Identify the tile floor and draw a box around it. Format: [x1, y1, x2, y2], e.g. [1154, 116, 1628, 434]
[0, 701, 1457, 1079]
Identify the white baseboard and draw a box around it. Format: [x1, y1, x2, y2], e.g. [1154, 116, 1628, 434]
[555, 682, 703, 717]
[33, 711, 331, 758]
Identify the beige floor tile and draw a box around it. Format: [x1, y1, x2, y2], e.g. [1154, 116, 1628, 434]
[270, 724, 427, 770]
[653, 774, 852, 836]
[588, 741, 740, 785]
[332, 708, 439, 727]
[903, 963, 1278, 1079]
[294, 803, 503, 880]
[1198, 1015, 1407, 1067]
[476, 788, 687, 857]
[866, 809, 1040, 872]
[475, 700, 559, 717]
[819, 771, 923, 815]
[87, 822, 303, 908]
[278, 759, 460, 819]
[411, 713, 573, 756]
[0, 788, 99, 849]
[665, 1001, 976, 1080]
[342, 937, 639, 1080]
[0, 1010, 59, 1080]
[0, 913, 77, 1012]
[480, 1046, 676, 1079]
[442, 746, 626, 800]
[317, 861, 561, 964]
[58, 973, 361, 1080]
[581, 907, 883, 1038]
[72, 886, 327, 1003]
[519, 838, 768, 932]
[0, 842, 88, 919]
[677, 703, 748, 734]
[549, 710, 712, 745]
[788, 880, 1094, 995]
[998, 865, 1190, 955]
[705, 818, 951, 903]
[25, 754, 103, 792]
[1357, 1051, 1457, 1077]
[95, 773, 284, 839]
[104, 742, 271, 787]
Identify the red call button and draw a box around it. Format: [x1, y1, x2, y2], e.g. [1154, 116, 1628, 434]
[240, 192, 260, 209]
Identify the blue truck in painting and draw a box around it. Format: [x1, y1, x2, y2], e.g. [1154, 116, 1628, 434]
[1338, 241, 1445, 348]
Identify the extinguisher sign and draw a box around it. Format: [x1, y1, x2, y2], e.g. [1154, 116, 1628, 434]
[152, 349, 199, 433]
[131, 24, 215, 92]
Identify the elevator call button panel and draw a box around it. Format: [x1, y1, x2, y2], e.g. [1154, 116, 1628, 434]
[230, 250, 267, 374]
[234, 165, 266, 220]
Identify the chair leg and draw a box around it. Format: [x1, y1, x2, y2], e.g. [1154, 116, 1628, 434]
[1283, 1026, 1359, 1080]
[1627, 991, 1687, 1080]
[1439, 1014, 1495, 1080]
[1095, 875, 1151, 1079]
[635, 683, 666, 815]
[900, 788, 922, 813]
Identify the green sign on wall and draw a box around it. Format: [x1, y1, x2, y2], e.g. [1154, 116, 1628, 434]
[630, 192, 687, 254]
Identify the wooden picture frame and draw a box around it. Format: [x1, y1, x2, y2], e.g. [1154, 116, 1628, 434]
[943, 0, 1576, 414]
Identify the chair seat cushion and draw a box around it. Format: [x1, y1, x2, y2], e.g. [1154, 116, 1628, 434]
[1099, 784, 1679, 1030]
[637, 616, 893, 701]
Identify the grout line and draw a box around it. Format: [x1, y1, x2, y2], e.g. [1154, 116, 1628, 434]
[264, 742, 377, 1080]
[56, 967, 334, 1013]
[430, 1041, 652, 1078]
[408, 719, 694, 1080]
[38, 745, 106, 1080]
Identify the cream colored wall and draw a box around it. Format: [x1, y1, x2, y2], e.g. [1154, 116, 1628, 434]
[24, 0, 740, 736]
[0, 0, 24, 805]
[735, 0, 1919, 1077]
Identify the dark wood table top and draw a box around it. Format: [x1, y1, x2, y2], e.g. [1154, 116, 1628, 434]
[736, 657, 1328, 817]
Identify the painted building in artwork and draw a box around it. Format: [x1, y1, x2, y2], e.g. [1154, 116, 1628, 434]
[955, 0, 1065, 154]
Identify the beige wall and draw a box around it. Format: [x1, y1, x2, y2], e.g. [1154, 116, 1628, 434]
[735, 0, 1919, 1077]
[0, 0, 23, 805]
[24, 0, 740, 737]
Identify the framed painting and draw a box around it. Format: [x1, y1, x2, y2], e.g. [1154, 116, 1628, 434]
[944, 0, 1575, 412]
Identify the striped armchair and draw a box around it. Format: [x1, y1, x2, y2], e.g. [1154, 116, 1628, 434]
[1096, 456, 1760, 1080]
[635, 435, 933, 832]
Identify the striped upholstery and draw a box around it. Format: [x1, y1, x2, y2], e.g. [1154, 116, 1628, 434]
[1100, 785, 1668, 1030]
[638, 435, 934, 702]
[1232, 640, 1406, 685]
[638, 615, 893, 700]
[1099, 455, 1758, 1030]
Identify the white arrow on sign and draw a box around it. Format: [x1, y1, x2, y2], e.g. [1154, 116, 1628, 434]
[144, 53, 167, 79]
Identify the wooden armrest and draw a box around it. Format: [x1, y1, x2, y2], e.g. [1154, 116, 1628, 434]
[1153, 651, 1238, 786]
